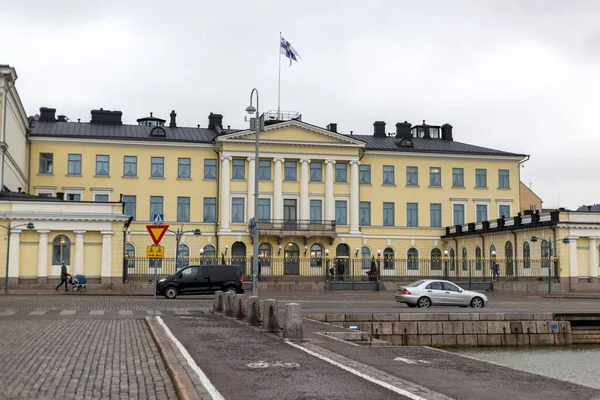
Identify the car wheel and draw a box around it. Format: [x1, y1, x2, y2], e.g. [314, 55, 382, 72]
[417, 297, 431, 308]
[224, 286, 238, 295]
[164, 287, 178, 299]
[407, 303, 418, 308]
[470, 297, 484, 308]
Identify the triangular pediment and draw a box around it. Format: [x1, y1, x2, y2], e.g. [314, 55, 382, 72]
[216, 120, 365, 148]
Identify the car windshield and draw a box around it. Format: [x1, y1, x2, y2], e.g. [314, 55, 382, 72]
[408, 280, 425, 287]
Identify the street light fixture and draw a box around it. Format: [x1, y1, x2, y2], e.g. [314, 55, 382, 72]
[3, 221, 35, 294]
[170, 227, 201, 270]
[247, 88, 261, 297]
[531, 235, 569, 295]
[443, 250, 449, 279]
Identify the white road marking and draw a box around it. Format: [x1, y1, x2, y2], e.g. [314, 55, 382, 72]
[29, 310, 47, 315]
[174, 310, 191, 315]
[156, 316, 225, 400]
[119, 310, 134, 315]
[394, 357, 431, 365]
[59, 310, 76, 315]
[90, 310, 105, 316]
[247, 361, 300, 369]
[0, 310, 17, 316]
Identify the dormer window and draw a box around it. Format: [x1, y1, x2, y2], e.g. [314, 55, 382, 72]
[429, 127, 439, 139]
[137, 112, 166, 127]
[150, 127, 166, 137]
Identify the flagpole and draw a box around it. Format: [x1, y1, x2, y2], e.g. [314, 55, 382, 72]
[277, 32, 282, 120]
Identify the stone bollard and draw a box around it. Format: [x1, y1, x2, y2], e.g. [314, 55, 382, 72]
[233, 294, 246, 320]
[246, 296, 261, 325]
[213, 291, 224, 313]
[262, 299, 279, 332]
[283, 303, 303, 341]
[223, 292, 234, 316]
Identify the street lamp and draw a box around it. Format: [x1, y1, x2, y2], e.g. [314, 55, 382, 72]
[531, 235, 569, 295]
[3, 221, 35, 294]
[443, 250, 449, 280]
[170, 227, 201, 270]
[246, 88, 261, 297]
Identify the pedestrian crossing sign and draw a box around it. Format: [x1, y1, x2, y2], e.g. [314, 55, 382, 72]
[146, 224, 169, 246]
[152, 213, 164, 224]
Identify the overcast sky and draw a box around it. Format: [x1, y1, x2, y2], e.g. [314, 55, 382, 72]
[3, 0, 599, 209]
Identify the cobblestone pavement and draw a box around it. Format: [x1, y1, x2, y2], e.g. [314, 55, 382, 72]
[0, 319, 177, 399]
[0, 295, 211, 310]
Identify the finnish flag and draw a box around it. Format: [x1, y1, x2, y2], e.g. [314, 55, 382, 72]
[280, 36, 301, 66]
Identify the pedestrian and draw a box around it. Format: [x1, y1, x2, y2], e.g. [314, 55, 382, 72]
[55, 262, 71, 292]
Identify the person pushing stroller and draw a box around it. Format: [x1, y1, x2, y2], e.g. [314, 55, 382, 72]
[55, 262, 71, 292]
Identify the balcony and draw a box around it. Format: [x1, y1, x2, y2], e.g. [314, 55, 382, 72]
[256, 219, 337, 243]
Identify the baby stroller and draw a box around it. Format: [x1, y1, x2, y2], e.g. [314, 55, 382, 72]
[69, 274, 87, 292]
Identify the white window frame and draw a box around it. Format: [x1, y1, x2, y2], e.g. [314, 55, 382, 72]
[230, 193, 248, 224]
[34, 185, 56, 197]
[497, 200, 513, 219]
[63, 186, 84, 201]
[473, 199, 491, 223]
[91, 187, 113, 202]
[451, 199, 467, 226]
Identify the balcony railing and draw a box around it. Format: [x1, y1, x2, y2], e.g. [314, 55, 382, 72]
[256, 219, 336, 232]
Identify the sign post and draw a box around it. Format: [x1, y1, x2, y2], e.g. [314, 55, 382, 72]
[147, 223, 169, 317]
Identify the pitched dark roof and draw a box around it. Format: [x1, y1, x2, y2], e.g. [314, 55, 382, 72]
[348, 135, 525, 157]
[0, 190, 64, 202]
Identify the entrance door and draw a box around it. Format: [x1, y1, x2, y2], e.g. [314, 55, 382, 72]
[284, 243, 300, 275]
[284, 199, 297, 230]
[335, 244, 350, 281]
[231, 242, 247, 276]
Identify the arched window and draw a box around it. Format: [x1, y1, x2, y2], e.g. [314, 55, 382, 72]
[52, 235, 71, 265]
[310, 244, 323, 268]
[231, 242, 247, 272]
[475, 246, 482, 271]
[336, 244, 349, 257]
[430, 248, 442, 271]
[462, 247, 468, 271]
[407, 248, 419, 270]
[361, 246, 372, 269]
[490, 244, 496, 259]
[202, 244, 216, 264]
[383, 247, 395, 269]
[505, 241, 513, 260]
[177, 243, 190, 269]
[125, 243, 136, 269]
[541, 239, 550, 268]
[259, 243, 272, 268]
[523, 242, 531, 269]
[449, 248, 455, 271]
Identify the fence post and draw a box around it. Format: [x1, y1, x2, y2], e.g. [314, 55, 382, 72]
[213, 291, 224, 313]
[376, 257, 381, 291]
[233, 294, 246, 319]
[246, 296, 261, 325]
[123, 256, 128, 283]
[283, 303, 303, 340]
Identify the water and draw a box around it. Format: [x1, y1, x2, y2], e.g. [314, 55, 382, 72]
[453, 346, 600, 389]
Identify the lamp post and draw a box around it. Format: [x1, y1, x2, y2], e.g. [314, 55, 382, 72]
[246, 88, 261, 297]
[3, 221, 35, 294]
[531, 235, 569, 295]
[325, 249, 330, 284]
[443, 250, 449, 280]
[170, 227, 201, 270]
[490, 250, 497, 291]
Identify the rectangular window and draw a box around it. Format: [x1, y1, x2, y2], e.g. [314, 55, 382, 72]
[178, 158, 191, 179]
[258, 160, 271, 180]
[95, 155, 109, 176]
[430, 203, 442, 227]
[258, 198, 271, 222]
[203, 198, 216, 222]
[39, 153, 53, 174]
[407, 203, 418, 227]
[204, 159, 217, 179]
[310, 199, 322, 223]
[284, 161, 297, 181]
[429, 167, 441, 187]
[476, 169, 487, 188]
[150, 196, 163, 220]
[177, 197, 190, 222]
[38, 193, 53, 198]
[310, 162, 322, 182]
[453, 204, 465, 225]
[476, 204, 488, 222]
[123, 156, 137, 177]
[382, 165, 394, 185]
[336, 163, 347, 183]
[406, 166, 418, 186]
[498, 169, 510, 188]
[383, 202, 395, 226]
[67, 154, 82, 175]
[499, 205, 511, 218]
[151, 157, 164, 178]
[359, 201, 371, 226]
[123, 195, 136, 220]
[335, 200, 347, 225]
[359, 165, 371, 184]
[66, 193, 81, 201]
[231, 159, 244, 180]
[232, 198, 245, 223]
[452, 168, 464, 187]
[95, 194, 109, 202]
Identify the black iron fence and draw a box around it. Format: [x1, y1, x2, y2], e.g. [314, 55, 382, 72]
[255, 219, 336, 232]
[123, 256, 559, 284]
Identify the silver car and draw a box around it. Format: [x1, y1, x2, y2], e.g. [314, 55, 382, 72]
[395, 279, 488, 308]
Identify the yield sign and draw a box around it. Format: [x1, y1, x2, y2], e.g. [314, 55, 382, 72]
[146, 224, 169, 246]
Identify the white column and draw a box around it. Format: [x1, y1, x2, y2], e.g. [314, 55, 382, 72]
[324, 160, 335, 223]
[247, 157, 255, 219]
[349, 160, 360, 234]
[74, 230, 86, 276]
[220, 156, 231, 231]
[101, 231, 113, 281]
[569, 237, 578, 278]
[273, 158, 284, 220]
[589, 237, 598, 281]
[299, 159, 311, 221]
[37, 230, 50, 279]
[8, 229, 22, 278]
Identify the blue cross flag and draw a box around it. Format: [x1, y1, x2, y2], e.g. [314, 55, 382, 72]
[280, 36, 301, 66]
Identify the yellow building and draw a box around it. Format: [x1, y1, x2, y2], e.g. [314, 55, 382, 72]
[519, 181, 542, 213]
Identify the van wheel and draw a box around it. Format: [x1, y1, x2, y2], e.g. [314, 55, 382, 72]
[224, 286, 238, 295]
[164, 287, 178, 299]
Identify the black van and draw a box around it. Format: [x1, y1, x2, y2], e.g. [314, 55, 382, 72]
[156, 265, 244, 299]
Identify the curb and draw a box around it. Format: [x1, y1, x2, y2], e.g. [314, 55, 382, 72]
[145, 316, 205, 400]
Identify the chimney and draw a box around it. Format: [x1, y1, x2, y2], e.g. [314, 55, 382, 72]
[441, 123, 453, 141]
[373, 121, 386, 138]
[90, 108, 123, 125]
[57, 115, 67, 122]
[169, 110, 177, 128]
[422, 120, 431, 139]
[208, 112, 223, 130]
[56, 192, 65, 200]
[395, 121, 412, 139]
[39, 107, 56, 122]
[326, 123, 337, 133]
